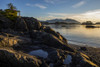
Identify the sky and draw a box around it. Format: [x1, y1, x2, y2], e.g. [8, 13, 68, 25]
[0, 0, 100, 22]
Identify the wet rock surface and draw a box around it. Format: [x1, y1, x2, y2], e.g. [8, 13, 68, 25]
[0, 14, 99, 67]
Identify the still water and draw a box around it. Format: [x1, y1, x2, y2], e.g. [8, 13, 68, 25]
[45, 24, 100, 47]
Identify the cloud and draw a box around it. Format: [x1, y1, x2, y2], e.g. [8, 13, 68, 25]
[34, 4, 47, 9]
[38, 9, 100, 23]
[26, 3, 34, 7]
[44, 0, 67, 4]
[44, 0, 54, 4]
[72, 1, 86, 8]
[71, 9, 100, 22]
[26, 3, 47, 9]
[83, 9, 100, 15]
[46, 13, 75, 20]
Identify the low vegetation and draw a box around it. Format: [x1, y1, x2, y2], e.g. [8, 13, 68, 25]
[0, 3, 20, 21]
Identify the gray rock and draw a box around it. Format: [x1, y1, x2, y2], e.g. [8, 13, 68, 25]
[14, 17, 28, 32]
[0, 49, 42, 67]
[0, 13, 13, 29]
[22, 17, 42, 30]
[40, 32, 75, 52]
[80, 47, 87, 51]
[71, 52, 98, 67]
[47, 50, 61, 63]
[0, 34, 32, 47]
[43, 26, 67, 44]
[0, 15, 98, 67]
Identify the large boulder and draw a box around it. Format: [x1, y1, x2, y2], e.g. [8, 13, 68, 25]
[0, 15, 42, 32]
[0, 13, 13, 29]
[27, 45, 98, 67]
[0, 33, 32, 47]
[41, 26, 67, 44]
[0, 49, 42, 67]
[31, 31, 75, 52]
[22, 17, 42, 30]
[42, 33, 74, 52]
[71, 52, 98, 67]
[14, 17, 28, 32]
[28, 45, 67, 67]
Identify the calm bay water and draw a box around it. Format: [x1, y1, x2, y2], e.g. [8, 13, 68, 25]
[45, 24, 100, 47]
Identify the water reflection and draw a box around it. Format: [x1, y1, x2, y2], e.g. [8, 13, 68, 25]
[45, 24, 100, 47]
[45, 24, 79, 29]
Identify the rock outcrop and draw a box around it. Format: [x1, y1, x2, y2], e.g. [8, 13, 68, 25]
[0, 49, 42, 67]
[0, 13, 98, 67]
[22, 17, 42, 30]
[0, 13, 13, 29]
[0, 33, 32, 47]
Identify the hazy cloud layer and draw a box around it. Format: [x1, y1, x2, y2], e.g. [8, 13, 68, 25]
[38, 9, 100, 23]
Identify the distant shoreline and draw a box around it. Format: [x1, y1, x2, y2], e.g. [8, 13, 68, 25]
[41, 22, 80, 25]
[41, 22, 100, 25]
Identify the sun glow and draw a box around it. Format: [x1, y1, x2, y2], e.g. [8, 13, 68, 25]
[38, 9, 100, 23]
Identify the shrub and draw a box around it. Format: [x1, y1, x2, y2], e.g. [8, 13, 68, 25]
[4, 9, 17, 21]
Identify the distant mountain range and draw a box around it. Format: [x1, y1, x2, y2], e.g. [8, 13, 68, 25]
[41, 18, 80, 24]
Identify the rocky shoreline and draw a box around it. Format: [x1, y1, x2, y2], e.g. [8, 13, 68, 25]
[70, 44, 100, 66]
[0, 13, 99, 67]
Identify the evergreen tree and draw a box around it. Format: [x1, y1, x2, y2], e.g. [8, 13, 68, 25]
[7, 3, 17, 10]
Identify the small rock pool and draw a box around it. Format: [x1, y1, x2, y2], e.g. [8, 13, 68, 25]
[29, 49, 48, 58]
